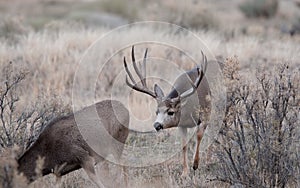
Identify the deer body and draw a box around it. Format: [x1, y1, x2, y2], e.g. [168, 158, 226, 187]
[18, 100, 129, 187]
[157, 68, 211, 129]
[124, 46, 211, 176]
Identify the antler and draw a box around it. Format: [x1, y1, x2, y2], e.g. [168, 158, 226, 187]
[179, 51, 208, 99]
[124, 46, 157, 98]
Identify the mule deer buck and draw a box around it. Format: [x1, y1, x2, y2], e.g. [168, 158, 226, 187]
[17, 100, 129, 188]
[124, 46, 211, 176]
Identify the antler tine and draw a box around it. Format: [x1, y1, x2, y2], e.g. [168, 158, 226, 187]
[124, 46, 156, 98]
[125, 76, 156, 98]
[124, 57, 136, 84]
[201, 50, 205, 67]
[180, 80, 197, 99]
[131, 46, 146, 86]
[142, 48, 148, 87]
[194, 51, 207, 87]
[202, 50, 207, 73]
[180, 51, 208, 99]
[190, 114, 201, 126]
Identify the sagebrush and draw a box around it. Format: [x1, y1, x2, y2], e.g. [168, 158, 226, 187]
[212, 57, 299, 187]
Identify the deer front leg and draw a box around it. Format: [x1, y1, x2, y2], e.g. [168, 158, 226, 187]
[193, 123, 206, 170]
[82, 156, 105, 188]
[179, 127, 188, 177]
[122, 165, 129, 188]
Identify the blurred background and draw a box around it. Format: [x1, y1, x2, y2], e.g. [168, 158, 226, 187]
[0, 0, 300, 37]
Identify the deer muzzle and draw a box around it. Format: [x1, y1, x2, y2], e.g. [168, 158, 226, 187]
[154, 122, 163, 131]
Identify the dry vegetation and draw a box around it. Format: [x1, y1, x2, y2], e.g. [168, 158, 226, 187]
[0, 0, 299, 188]
[213, 57, 299, 187]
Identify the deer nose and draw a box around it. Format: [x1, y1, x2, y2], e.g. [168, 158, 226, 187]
[154, 122, 163, 131]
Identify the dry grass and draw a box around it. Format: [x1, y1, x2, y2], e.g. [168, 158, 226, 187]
[212, 56, 299, 187]
[0, 0, 299, 187]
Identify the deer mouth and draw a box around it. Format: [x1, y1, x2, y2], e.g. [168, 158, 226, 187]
[154, 122, 163, 131]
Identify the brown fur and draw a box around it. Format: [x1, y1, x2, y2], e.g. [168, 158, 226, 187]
[17, 100, 129, 186]
[124, 46, 211, 176]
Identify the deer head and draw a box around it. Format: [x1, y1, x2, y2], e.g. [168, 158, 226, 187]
[124, 46, 207, 131]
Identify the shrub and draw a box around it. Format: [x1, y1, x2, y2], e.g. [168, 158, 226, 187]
[0, 62, 70, 150]
[239, 0, 278, 18]
[100, 0, 138, 21]
[211, 57, 299, 187]
[147, 1, 219, 30]
[0, 17, 31, 44]
[290, 17, 300, 36]
[0, 62, 70, 187]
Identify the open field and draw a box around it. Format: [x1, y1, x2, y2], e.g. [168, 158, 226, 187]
[0, 0, 299, 187]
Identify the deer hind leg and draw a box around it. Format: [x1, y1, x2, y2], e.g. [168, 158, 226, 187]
[103, 155, 128, 188]
[114, 153, 128, 187]
[52, 162, 66, 188]
[53, 176, 62, 188]
[193, 124, 205, 170]
[124, 166, 129, 187]
[81, 156, 105, 188]
[179, 127, 189, 177]
[101, 160, 126, 188]
[118, 165, 128, 188]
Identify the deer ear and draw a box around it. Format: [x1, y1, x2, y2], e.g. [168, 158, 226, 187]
[172, 98, 187, 108]
[154, 84, 164, 98]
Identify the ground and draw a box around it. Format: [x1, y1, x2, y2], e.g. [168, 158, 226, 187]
[0, 0, 299, 187]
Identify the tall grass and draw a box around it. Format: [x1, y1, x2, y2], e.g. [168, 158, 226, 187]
[0, 21, 299, 187]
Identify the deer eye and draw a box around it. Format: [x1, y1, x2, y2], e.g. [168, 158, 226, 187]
[167, 111, 174, 116]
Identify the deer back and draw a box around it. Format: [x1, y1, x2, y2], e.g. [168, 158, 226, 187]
[17, 100, 129, 182]
[168, 68, 211, 127]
